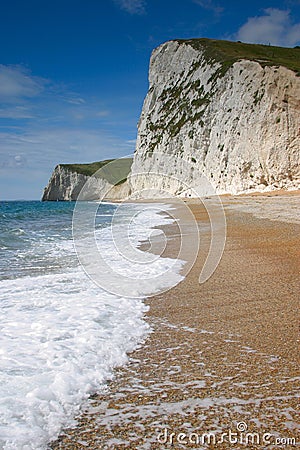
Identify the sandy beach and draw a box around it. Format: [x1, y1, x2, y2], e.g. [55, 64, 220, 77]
[51, 193, 299, 449]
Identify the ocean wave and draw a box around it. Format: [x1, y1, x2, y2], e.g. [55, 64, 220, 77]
[0, 201, 184, 449]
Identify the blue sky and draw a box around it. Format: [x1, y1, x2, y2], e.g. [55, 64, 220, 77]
[1, 0, 299, 199]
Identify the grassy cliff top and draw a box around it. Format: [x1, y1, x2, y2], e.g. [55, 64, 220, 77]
[175, 38, 300, 73]
[61, 160, 116, 177]
[61, 158, 133, 184]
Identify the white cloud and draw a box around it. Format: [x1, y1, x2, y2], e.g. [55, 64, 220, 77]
[0, 106, 34, 119]
[0, 64, 136, 198]
[0, 64, 112, 124]
[96, 110, 110, 117]
[113, 0, 146, 15]
[0, 128, 133, 173]
[66, 97, 86, 105]
[236, 8, 300, 47]
[0, 65, 46, 101]
[193, 0, 223, 14]
[126, 139, 136, 145]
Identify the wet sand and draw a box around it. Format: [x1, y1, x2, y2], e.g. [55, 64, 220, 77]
[51, 193, 299, 449]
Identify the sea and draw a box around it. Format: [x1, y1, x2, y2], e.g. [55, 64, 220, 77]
[0, 200, 184, 450]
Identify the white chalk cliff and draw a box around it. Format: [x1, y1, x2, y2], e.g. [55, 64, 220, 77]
[42, 166, 90, 201]
[42, 39, 300, 201]
[129, 39, 300, 197]
[42, 165, 130, 201]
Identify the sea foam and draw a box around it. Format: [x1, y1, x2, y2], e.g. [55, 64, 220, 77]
[0, 202, 184, 449]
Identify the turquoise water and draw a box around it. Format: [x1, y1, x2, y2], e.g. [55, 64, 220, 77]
[0, 201, 114, 279]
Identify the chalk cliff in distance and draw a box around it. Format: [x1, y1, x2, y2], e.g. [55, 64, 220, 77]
[42, 159, 132, 201]
[129, 39, 300, 197]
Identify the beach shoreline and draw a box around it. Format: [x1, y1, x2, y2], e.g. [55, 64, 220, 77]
[51, 193, 300, 449]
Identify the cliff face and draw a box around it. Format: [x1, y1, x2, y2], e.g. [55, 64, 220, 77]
[42, 165, 130, 201]
[129, 39, 300, 197]
[42, 165, 89, 201]
[42, 40, 300, 201]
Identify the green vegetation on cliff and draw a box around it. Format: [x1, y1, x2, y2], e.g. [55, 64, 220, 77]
[176, 38, 300, 74]
[61, 158, 133, 185]
[143, 38, 300, 148]
[62, 160, 114, 176]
